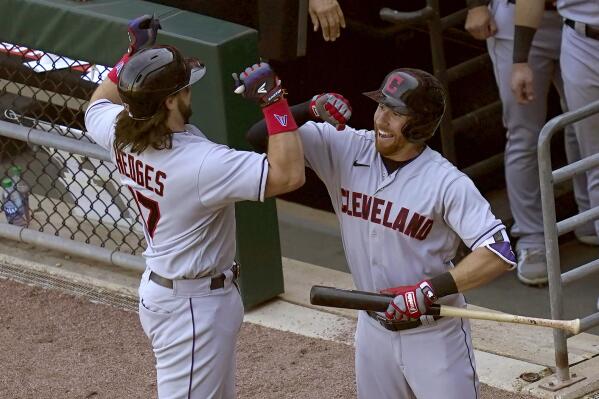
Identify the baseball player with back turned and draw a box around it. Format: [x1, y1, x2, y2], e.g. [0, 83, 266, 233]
[84, 15, 305, 399]
[248, 69, 517, 398]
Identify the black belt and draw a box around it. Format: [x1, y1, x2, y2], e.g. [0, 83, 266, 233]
[149, 263, 239, 290]
[367, 311, 443, 332]
[564, 19, 599, 40]
[507, 0, 556, 11]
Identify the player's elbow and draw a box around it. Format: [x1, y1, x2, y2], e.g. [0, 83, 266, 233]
[482, 248, 512, 281]
[264, 168, 305, 198]
[279, 167, 306, 193]
[288, 169, 306, 191]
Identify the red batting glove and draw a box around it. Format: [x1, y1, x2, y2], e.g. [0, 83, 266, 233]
[381, 280, 437, 321]
[309, 93, 352, 130]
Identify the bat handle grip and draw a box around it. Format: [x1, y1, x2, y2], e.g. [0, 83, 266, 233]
[426, 304, 441, 317]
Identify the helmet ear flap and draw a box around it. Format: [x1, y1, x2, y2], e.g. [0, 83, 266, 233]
[117, 45, 197, 120]
[398, 70, 446, 143]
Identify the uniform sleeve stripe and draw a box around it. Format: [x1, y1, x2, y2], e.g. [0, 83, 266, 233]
[84, 99, 112, 120]
[258, 156, 267, 202]
[469, 223, 504, 250]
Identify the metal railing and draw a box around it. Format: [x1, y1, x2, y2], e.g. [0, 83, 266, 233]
[377, 1, 502, 177]
[538, 99, 599, 391]
[0, 41, 146, 272]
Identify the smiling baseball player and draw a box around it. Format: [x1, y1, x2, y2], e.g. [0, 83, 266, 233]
[247, 69, 516, 399]
[84, 15, 304, 399]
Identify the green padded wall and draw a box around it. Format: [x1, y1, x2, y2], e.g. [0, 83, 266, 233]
[0, 0, 284, 308]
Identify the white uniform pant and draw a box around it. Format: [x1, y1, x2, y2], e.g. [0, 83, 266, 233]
[561, 26, 599, 237]
[487, 0, 592, 247]
[138, 269, 244, 399]
[355, 312, 479, 399]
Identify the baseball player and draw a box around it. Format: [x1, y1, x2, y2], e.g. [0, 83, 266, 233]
[511, 0, 599, 276]
[465, 0, 592, 286]
[247, 69, 516, 399]
[84, 15, 305, 399]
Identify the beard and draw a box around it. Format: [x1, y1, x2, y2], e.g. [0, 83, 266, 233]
[374, 128, 403, 157]
[177, 96, 192, 124]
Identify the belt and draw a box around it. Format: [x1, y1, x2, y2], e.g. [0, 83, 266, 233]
[367, 310, 443, 332]
[564, 18, 599, 40]
[149, 263, 239, 290]
[507, 0, 556, 11]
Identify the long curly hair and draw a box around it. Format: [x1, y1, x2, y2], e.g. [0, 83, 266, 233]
[114, 103, 173, 155]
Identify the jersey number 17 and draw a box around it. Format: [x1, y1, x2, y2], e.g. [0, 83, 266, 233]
[129, 188, 160, 240]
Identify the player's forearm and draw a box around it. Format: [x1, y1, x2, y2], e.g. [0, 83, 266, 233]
[88, 78, 122, 108]
[264, 131, 305, 197]
[513, 0, 544, 63]
[466, 0, 489, 9]
[449, 247, 509, 292]
[515, 0, 544, 27]
[247, 101, 314, 153]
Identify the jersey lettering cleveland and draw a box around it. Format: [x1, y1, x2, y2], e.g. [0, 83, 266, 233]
[299, 121, 506, 307]
[85, 100, 268, 279]
[340, 189, 434, 241]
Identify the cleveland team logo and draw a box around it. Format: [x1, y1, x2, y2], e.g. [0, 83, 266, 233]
[383, 73, 405, 96]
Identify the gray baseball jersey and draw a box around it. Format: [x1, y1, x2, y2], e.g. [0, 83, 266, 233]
[85, 99, 268, 279]
[299, 121, 513, 398]
[558, 0, 599, 236]
[558, 0, 599, 25]
[85, 99, 267, 398]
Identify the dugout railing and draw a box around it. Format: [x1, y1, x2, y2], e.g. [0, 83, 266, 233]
[0, 0, 285, 309]
[538, 99, 599, 392]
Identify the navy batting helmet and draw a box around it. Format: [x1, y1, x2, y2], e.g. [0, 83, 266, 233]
[363, 68, 446, 143]
[117, 45, 206, 120]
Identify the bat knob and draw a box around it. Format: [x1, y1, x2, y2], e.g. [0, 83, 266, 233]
[232, 72, 244, 94]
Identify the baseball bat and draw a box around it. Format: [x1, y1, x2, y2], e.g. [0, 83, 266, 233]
[232, 73, 245, 94]
[310, 285, 581, 335]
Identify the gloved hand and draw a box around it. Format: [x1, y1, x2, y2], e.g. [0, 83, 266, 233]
[232, 62, 284, 107]
[381, 280, 437, 321]
[310, 93, 352, 130]
[107, 14, 162, 84]
[127, 14, 162, 55]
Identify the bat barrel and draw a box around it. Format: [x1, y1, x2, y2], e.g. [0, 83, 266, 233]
[310, 285, 392, 312]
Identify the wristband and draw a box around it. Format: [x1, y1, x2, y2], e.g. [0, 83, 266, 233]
[428, 272, 458, 298]
[107, 52, 131, 84]
[513, 25, 536, 63]
[262, 99, 298, 136]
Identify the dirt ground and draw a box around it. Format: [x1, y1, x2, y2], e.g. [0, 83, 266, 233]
[0, 278, 536, 399]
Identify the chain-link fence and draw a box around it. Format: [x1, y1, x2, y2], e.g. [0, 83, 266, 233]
[0, 41, 145, 256]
